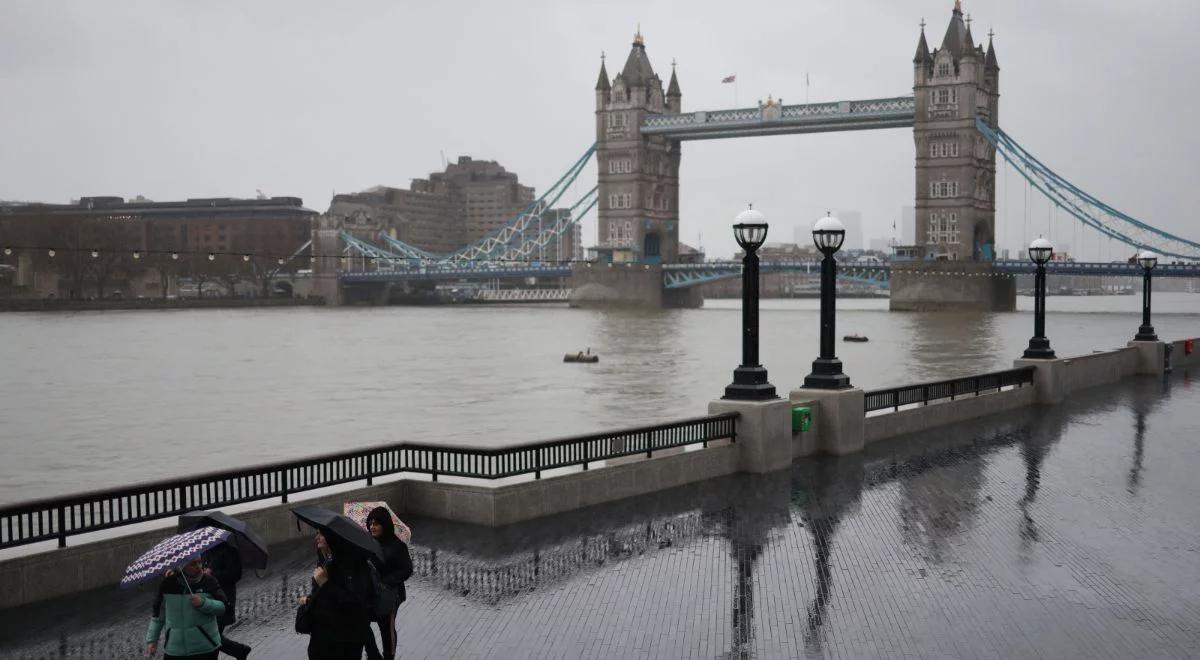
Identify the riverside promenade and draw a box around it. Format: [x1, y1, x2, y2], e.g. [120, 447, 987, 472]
[3, 374, 1200, 658]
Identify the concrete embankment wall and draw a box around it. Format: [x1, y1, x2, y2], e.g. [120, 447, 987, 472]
[864, 386, 1035, 445]
[0, 443, 745, 609]
[0, 483, 401, 610]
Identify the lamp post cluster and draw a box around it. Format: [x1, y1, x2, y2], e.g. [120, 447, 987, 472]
[721, 212, 1164, 402]
[723, 208, 850, 401]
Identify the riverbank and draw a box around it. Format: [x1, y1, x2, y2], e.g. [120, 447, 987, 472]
[0, 297, 324, 312]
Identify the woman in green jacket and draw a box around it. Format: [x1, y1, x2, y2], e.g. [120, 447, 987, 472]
[145, 556, 228, 659]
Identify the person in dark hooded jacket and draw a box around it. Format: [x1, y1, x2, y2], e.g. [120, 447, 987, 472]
[299, 530, 375, 660]
[363, 506, 413, 660]
[203, 541, 252, 659]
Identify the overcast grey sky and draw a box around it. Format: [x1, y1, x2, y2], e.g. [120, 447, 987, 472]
[2, 0, 1197, 260]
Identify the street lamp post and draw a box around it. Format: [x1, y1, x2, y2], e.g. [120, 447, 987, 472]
[1023, 236, 1056, 359]
[803, 213, 851, 389]
[723, 207, 778, 401]
[1134, 250, 1158, 341]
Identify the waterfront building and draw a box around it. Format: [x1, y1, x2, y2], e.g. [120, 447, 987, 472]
[0, 196, 316, 299]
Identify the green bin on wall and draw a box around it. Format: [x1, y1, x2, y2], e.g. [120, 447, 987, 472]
[792, 406, 812, 433]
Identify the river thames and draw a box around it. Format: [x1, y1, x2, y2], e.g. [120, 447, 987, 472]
[2, 294, 1198, 504]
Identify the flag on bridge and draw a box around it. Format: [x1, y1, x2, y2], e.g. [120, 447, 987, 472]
[721, 74, 736, 83]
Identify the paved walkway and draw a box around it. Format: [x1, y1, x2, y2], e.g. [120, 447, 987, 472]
[3, 374, 1200, 658]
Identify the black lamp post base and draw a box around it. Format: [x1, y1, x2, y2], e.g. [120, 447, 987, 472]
[1134, 326, 1158, 342]
[1022, 337, 1056, 360]
[723, 365, 778, 401]
[803, 358, 852, 390]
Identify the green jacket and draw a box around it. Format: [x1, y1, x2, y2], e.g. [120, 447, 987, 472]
[145, 573, 227, 657]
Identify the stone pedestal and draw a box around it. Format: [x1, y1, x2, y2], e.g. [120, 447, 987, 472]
[707, 398, 792, 473]
[1013, 357, 1066, 404]
[1127, 340, 1165, 376]
[789, 388, 865, 456]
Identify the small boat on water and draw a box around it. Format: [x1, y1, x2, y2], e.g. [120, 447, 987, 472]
[843, 334, 869, 343]
[564, 348, 599, 363]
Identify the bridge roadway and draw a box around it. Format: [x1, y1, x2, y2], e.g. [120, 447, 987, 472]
[337, 259, 1200, 289]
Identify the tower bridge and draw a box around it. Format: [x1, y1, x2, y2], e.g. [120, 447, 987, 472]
[317, 1, 1200, 309]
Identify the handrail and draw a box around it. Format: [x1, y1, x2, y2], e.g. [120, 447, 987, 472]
[863, 367, 1035, 414]
[0, 413, 738, 551]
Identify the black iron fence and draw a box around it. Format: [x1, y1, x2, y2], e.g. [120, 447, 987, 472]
[863, 367, 1035, 414]
[0, 413, 738, 551]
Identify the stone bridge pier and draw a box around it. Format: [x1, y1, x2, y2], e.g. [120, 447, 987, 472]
[569, 264, 703, 308]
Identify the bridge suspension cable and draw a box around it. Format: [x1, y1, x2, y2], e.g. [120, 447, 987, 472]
[977, 118, 1200, 261]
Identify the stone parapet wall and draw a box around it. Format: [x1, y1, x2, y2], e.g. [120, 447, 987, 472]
[864, 386, 1034, 445]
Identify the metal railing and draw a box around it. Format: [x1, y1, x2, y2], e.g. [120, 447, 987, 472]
[863, 367, 1035, 414]
[0, 413, 738, 551]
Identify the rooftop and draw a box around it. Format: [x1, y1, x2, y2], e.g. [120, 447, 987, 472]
[0, 196, 318, 218]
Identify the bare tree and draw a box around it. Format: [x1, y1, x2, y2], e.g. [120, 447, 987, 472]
[79, 217, 140, 298]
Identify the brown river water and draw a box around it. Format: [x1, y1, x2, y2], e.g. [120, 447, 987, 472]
[2, 293, 1198, 503]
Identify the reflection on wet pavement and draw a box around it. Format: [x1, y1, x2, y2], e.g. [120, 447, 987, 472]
[4, 373, 1200, 658]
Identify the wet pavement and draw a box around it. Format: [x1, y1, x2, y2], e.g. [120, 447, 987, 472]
[4, 373, 1200, 659]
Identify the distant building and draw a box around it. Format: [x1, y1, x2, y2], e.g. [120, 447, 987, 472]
[837, 211, 864, 252]
[677, 242, 705, 264]
[0, 195, 316, 298]
[324, 156, 573, 258]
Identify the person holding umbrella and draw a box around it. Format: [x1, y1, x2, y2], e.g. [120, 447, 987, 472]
[178, 511, 268, 660]
[292, 506, 382, 660]
[362, 506, 413, 660]
[124, 528, 232, 659]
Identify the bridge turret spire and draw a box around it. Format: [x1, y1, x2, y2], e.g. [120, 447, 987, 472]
[985, 30, 1000, 71]
[667, 60, 682, 101]
[595, 52, 611, 92]
[914, 22, 932, 64]
[961, 21, 978, 60]
[621, 28, 656, 87]
[940, 1, 969, 59]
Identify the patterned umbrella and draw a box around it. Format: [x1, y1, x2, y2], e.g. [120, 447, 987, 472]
[343, 501, 412, 543]
[120, 527, 232, 589]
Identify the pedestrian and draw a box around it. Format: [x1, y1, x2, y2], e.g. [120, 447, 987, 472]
[145, 556, 228, 659]
[204, 540, 252, 659]
[363, 507, 413, 660]
[297, 530, 374, 660]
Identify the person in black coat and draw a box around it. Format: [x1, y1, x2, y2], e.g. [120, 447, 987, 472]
[204, 541, 251, 659]
[363, 507, 413, 660]
[299, 530, 374, 660]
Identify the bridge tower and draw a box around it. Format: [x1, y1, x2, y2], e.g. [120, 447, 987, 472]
[593, 30, 681, 265]
[892, 1, 1014, 311]
[912, 0, 999, 262]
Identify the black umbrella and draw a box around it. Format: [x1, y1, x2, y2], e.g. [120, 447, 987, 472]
[177, 510, 269, 570]
[290, 505, 382, 560]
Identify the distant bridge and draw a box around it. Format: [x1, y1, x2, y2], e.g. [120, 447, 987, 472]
[337, 258, 1200, 292]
